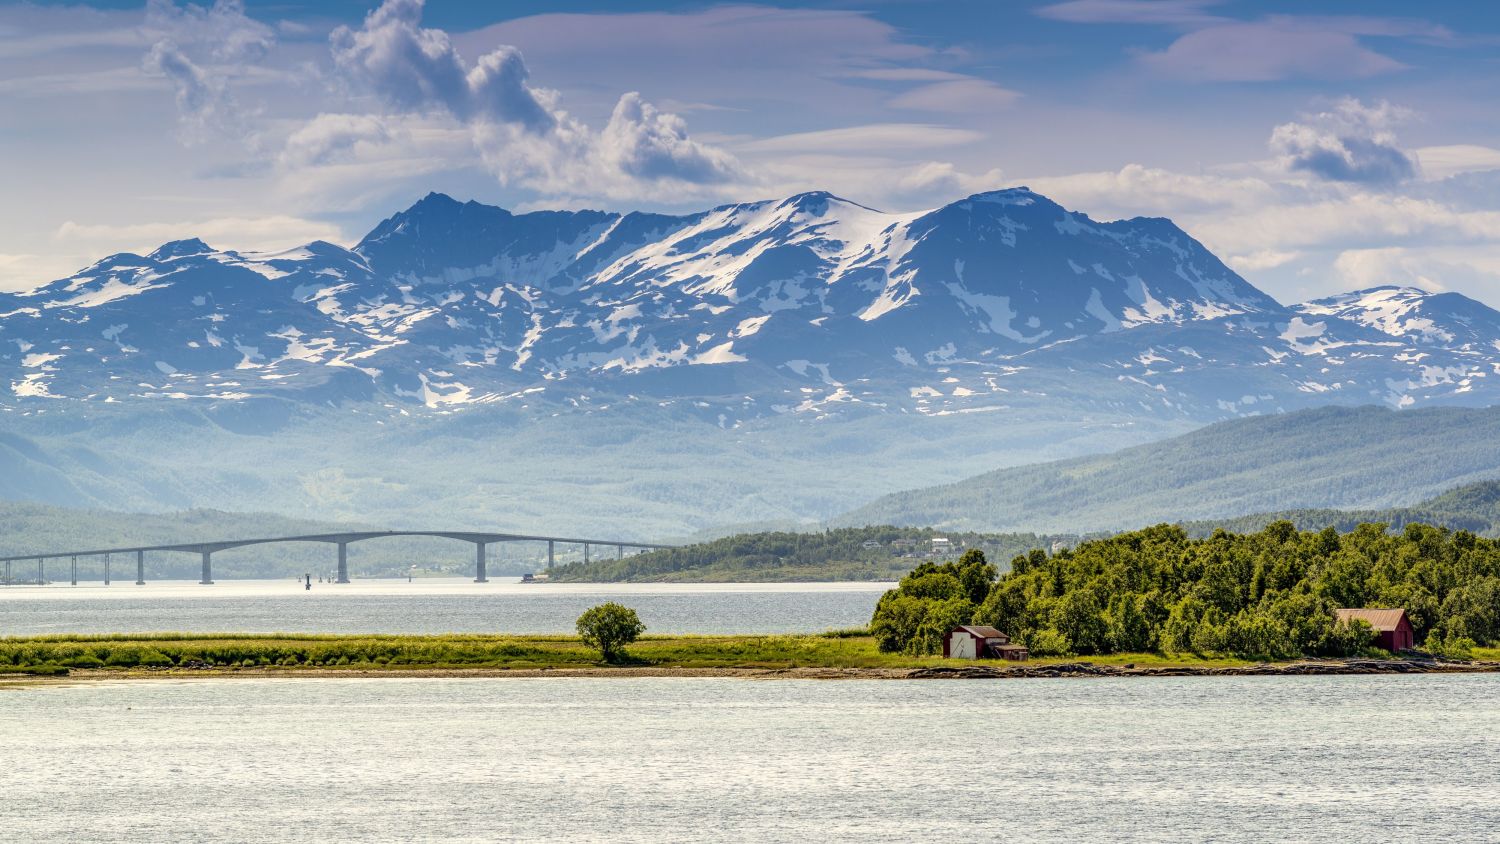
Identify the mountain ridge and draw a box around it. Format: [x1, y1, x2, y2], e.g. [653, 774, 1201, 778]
[4, 189, 1500, 533]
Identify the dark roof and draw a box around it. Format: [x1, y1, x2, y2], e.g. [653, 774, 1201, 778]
[1334, 608, 1409, 632]
[955, 625, 1008, 639]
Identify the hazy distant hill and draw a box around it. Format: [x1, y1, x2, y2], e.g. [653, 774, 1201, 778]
[547, 526, 1070, 583]
[836, 405, 1500, 533]
[1176, 480, 1500, 537]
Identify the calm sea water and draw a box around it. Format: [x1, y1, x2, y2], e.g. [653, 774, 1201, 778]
[2, 674, 1497, 842]
[0, 579, 886, 635]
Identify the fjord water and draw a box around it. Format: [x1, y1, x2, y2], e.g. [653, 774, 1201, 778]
[0, 579, 886, 635]
[3, 674, 1497, 843]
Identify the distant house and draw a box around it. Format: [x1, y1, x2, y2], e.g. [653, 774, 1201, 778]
[944, 625, 1029, 661]
[890, 539, 918, 549]
[1335, 608, 1415, 652]
[861, 540, 883, 549]
[930, 537, 954, 555]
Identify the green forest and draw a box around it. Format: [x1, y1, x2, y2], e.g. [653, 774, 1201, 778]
[871, 521, 1500, 661]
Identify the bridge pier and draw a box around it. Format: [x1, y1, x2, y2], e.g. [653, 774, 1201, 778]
[200, 551, 214, 585]
[37, 558, 43, 586]
[336, 542, 349, 584]
[474, 542, 488, 583]
[617, 544, 624, 559]
[4, 560, 9, 586]
[104, 553, 110, 586]
[136, 550, 145, 586]
[70, 556, 77, 586]
[547, 540, 554, 570]
[584, 543, 590, 564]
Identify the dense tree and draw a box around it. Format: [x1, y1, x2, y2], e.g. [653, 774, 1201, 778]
[870, 520, 1500, 660]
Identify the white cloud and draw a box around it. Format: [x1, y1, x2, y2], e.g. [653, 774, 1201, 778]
[1414, 145, 1500, 180]
[1036, 0, 1226, 27]
[887, 78, 1020, 112]
[597, 93, 742, 185]
[1269, 98, 1416, 184]
[1138, 21, 1407, 81]
[1227, 250, 1300, 272]
[1028, 163, 1277, 217]
[329, 0, 557, 130]
[319, 0, 743, 201]
[739, 123, 983, 154]
[1333, 247, 1444, 292]
[141, 0, 275, 142]
[893, 162, 1006, 201]
[279, 113, 392, 167]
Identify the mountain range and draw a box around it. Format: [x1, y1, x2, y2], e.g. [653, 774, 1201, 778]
[3, 188, 1500, 534]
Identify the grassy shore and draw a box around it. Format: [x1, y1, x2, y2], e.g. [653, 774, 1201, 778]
[0, 631, 1322, 678]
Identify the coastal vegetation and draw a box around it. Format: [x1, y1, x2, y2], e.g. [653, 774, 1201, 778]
[0, 631, 950, 675]
[870, 521, 1500, 660]
[2, 631, 1490, 680]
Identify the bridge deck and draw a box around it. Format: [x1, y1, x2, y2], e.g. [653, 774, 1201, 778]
[0, 530, 674, 563]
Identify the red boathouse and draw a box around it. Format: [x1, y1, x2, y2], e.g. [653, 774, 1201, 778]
[1334, 608, 1415, 652]
[944, 625, 1029, 661]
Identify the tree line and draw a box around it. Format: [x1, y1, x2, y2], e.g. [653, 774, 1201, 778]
[872, 521, 1500, 660]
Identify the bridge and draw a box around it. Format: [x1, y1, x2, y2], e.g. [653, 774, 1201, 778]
[0, 530, 674, 586]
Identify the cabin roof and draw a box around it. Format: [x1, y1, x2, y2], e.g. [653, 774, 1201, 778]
[955, 625, 1007, 639]
[1334, 608, 1408, 632]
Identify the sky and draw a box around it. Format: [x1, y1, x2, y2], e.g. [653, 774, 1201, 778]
[3, 0, 1500, 306]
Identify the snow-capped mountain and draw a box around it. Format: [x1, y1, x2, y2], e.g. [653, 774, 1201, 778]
[2, 188, 1499, 421]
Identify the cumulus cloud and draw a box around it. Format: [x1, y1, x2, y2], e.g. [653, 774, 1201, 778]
[597, 93, 741, 184]
[329, 0, 556, 130]
[141, 0, 274, 142]
[318, 0, 742, 201]
[1269, 98, 1417, 185]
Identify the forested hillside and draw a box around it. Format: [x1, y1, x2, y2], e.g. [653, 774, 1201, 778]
[871, 522, 1500, 660]
[547, 527, 1070, 582]
[839, 406, 1500, 533]
[1176, 480, 1500, 537]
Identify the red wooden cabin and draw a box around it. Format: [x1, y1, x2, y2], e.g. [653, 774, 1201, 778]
[1334, 608, 1415, 652]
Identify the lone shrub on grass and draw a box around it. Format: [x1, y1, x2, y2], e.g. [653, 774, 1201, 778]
[576, 603, 646, 663]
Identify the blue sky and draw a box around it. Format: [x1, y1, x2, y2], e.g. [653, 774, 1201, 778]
[4, 0, 1500, 306]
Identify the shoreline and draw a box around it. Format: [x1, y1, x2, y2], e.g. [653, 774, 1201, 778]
[5, 657, 1497, 687]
